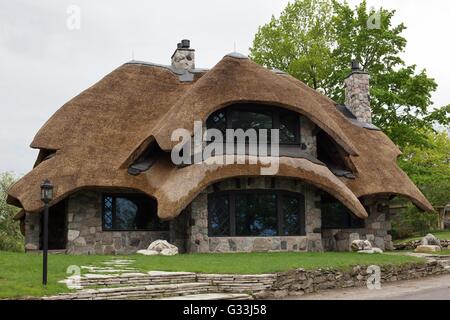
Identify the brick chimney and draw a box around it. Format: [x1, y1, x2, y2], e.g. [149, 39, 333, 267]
[344, 60, 372, 123]
[171, 39, 195, 70]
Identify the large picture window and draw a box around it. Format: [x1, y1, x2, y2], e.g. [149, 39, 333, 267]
[321, 194, 365, 229]
[208, 190, 305, 237]
[102, 194, 169, 231]
[206, 104, 300, 144]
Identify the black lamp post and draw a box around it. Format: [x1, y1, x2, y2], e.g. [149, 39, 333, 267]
[40, 179, 53, 286]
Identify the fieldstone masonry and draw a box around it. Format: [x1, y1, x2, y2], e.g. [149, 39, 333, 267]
[344, 69, 372, 123]
[24, 212, 40, 251]
[187, 177, 323, 253]
[322, 196, 394, 251]
[66, 190, 169, 255]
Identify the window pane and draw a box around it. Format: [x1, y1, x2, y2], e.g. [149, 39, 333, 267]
[206, 110, 227, 134]
[103, 196, 113, 230]
[209, 194, 230, 236]
[279, 111, 299, 144]
[231, 111, 272, 131]
[321, 195, 364, 229]
[236, 193, 277, 236]
[115, 197, 138, 230]
[102, 195, 169, 231]
[282, 195, 301, 235]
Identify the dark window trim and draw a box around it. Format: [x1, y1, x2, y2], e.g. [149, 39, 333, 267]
[101, 193, 168, 232]
[207, 104, 301, 145]
[207, 189, 306, 237]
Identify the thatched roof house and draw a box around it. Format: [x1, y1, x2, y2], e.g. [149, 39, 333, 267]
[8, 40, 432, 254]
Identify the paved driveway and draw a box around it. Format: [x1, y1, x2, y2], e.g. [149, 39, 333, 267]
[285, 274, 450, 300]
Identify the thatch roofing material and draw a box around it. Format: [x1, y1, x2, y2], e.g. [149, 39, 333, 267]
[7, 54, 433, 217]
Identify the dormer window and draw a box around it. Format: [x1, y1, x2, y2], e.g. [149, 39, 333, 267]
[206, 103, 300, 145]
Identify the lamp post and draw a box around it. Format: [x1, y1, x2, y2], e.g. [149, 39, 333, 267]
[40, 179, 53, 286]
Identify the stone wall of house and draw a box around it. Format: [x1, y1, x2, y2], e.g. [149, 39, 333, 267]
[66, 190, 170, 255]
[24, 212, 40, 251]
[187, 177, 323, 253]
[321, 197, 394, 251]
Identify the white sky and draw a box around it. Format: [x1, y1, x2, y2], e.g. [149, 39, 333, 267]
[0, 0, 449, 174]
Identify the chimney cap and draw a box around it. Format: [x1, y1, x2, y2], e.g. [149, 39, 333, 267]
[180, 39, 190, 49]
[351, 59, 361, 71]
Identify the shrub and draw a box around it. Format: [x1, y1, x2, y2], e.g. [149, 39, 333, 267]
[0, 172, 24, 252]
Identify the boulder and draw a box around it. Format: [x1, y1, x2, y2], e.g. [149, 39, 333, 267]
[137, 240, 179, 256]
[160, 247, 178, 256]
[357, 248, 383, 254]
[421, 234, 440, 246]
[148, 240, 176, 252]
[351, 239, 372, 252]
[414, 245, 441, 253]
[372, 248, 383, 254]
[136, 249, 159, 256]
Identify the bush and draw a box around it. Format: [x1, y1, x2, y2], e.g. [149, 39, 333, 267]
[391, 204, 439, 240]
[0, 172, 24, 252]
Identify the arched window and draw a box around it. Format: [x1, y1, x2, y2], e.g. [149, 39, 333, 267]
[208, 190, 305, 237]
[206, 103, 300, 145]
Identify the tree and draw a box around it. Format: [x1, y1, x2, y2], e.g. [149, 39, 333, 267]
[250, 0, 449, 149]
[0, 172, 24, 252]
[398, 130, 450, 206]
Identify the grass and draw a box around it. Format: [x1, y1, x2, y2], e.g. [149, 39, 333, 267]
[0, 251, 425, 299]
[393, 230, 450, 244]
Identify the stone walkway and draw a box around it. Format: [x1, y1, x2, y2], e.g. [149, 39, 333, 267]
[48, 258, 275, 300]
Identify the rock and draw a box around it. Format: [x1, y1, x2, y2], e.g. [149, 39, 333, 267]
[358, 249, 374, 254]
[421, 234, 440, 246]
[136, 249, 159, 256]
[372, 248, 383, 254]
[351, 239, 372, 251]
[414, 245, 441, 253]
[160, 247, 178, 256]
[68, 230, 80, 241]
[137, 240, 178, 256]
[357, 247, 382, 254]
[25, 243, 38, 251]
[148, 240, 177, 252]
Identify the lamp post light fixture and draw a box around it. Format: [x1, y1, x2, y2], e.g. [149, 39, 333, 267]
[40, 179, 53, 286]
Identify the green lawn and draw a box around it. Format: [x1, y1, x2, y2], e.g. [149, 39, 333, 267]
[394, 230, 450, 244]
[0, 251, 425, 299]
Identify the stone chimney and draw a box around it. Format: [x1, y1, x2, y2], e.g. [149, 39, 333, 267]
[171, 39, 195, 70]
[344, 60, 371, 123]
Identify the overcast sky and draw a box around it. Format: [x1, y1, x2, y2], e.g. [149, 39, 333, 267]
[1, 0, 449, 175]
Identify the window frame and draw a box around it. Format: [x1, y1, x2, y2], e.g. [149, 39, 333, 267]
[207, 189, 306, 237]
[207, 104, 301, 145]
[101, 193, 169, 232]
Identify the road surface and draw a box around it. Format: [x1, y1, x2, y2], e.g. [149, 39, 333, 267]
[285, 274, 450, 300]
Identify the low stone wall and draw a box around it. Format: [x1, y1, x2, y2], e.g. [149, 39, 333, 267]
[260, 261, 448, 298]
[394, 239, 450, 251]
